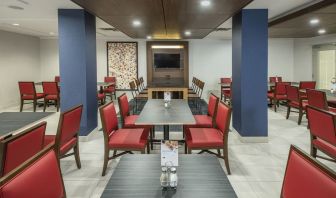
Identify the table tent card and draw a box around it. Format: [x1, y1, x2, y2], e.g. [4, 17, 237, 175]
[161, 141, 178, 166]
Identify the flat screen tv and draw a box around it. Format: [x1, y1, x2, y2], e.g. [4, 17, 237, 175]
[154, 53, 180, 68]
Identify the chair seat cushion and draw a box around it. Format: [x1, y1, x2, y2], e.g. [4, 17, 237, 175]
[22, 93, 44, 100]
[194, 115, 213, 127]
[45, 94, 58, 100]
[103, 87, 115, 93]
[44, 135, 77, 155]
[288, 100, 308, 109]
[44, 135, 56, 147]
[187, 128, 223, 149]
[108, 128, 147, 150]
[97, 93, 105, 100]
[124, 115, 139, 128]
[329, 107, 336, 113]
[267, 93, 287, 100]
[313, 138, 336, 158]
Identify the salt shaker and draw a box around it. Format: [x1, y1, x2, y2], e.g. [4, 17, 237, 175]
[160, 167, 169, 188]
[169, 167, 178, 188]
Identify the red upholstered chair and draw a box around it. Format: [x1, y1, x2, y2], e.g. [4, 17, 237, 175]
[103, 76, 116, 100]
[269, 76, 282, 83]
[98, 92, 105, 105]
[281, 145, 336, 198]
[18, 82, 44, 112]
[185, 101, 232, 174]
[135, 78, 148, 94]
[54, 76, 60, 83]
[306, 89, 336, 113]
[42, 81, 60, 112]
[118, 93, 153, 148]
[44, 105, 83, 169]
[188, 77, 197, 94]
[183, 93, 219, 138]
[0, 145, 66, 198]
[267, 82, 290, 112]
[299, 81, 316, 99]
[0, 122, 47, 177]
[99, 101, 149, 176]
[285, 85, 308, 125]
[306, 105, 336, 162]
[220, 78, 232, 101]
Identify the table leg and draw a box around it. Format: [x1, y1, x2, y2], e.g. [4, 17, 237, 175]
[163, 125, 169, 140]
[99, 86, 104, 94]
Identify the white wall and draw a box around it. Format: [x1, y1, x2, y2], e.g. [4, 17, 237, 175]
[39, 37, 295, 99]
[294, 34, 336, 81]
[0, 30, 41, 109]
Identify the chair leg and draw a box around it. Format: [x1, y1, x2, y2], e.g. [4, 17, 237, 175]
[298, 109, 303, 125]
[56, 100, 60, 112]
[20, 99, 23, 112]
[217, 149, 221, 155]
[33, 100, 37, 112]
[310, 145, 317, 158]
[273, 99, 277, 112]
[147, 141, 150, 154]
[43, 99, 47, 112]
[150, 127, 153, 150]
[188, 148, 192, 154]
[223, 147, 231, 175]
[286, 105, 291, 119]
[102, 149, 110, 176]
[74, 143, 81, 169]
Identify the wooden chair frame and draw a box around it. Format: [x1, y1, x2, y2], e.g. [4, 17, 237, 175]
[285, 85, 306, 125]
[280, 145, 336, 197]
[186, 101, 232, 174]
[306, 105, 336, 162]
[18, 81, 43, 112]
[0, 122, 47, 177]
[42, 81, 60, 112]
[0, 144, 66, 198]
[99, 101, 149, 176]
[53, 105, 83, 169]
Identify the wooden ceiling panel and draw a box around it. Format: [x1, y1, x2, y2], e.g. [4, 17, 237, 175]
[71, 0, 252, 39]
[269, 1, 336, 38]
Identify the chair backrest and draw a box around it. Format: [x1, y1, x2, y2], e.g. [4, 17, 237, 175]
[269, 76, 282, 83]
[99, 102, 119, 140]
[54, 76, 60, 82]
[129, 81, 138, 97]
[0, 122, 47, 176]
[285, 85, 299, 102]
[118, 93, 130, 125]
[299, 81, 316, 90]
[0, 145, 66, 198]
[55, 105, 83, 154]
[220, 78, 231, 83]
[215, 102, 232, 137]
[198, 81, 205, 97]
[281, 145, 336, 198]
[275, 82, 290, 95]
[42, 82, 59, 95]
[306, 105, 336, 145]
[208, 93, 219, 118]
[18, 82, 36, 96]
[306, 89, 329, 110]
[104, 76, 116, 83]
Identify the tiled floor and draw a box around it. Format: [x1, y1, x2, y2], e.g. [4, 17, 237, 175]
[2, 101, 336, 198]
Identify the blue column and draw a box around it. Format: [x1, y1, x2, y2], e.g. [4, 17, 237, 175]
[232, 9, 268, 139]
[58, 9, 97, 136]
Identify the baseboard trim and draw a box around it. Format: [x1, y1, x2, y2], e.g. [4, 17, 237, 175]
[79, 127, 100, 142]
[231, 128, 268, 143]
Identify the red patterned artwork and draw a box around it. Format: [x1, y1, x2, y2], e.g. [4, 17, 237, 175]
[107, 42, 138, 89]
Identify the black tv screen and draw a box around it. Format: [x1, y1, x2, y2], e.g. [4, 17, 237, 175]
[154, 54, 180, 68]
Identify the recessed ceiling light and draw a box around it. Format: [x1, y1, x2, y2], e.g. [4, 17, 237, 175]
[200, 0, 211, 7]
[12, 23, 20, 26]
[132, 20, 141, 27]
[49, 32, 55, 35]
[318, 29, 326, 34]
[309, 18, 319, 25]
[185, 31, 191, 36]
[146, 35, 152, 39]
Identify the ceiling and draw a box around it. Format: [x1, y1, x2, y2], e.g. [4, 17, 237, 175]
[269, 0, 336, 38]
[71, 0, 252, 39]
[0, 0, 322, 39]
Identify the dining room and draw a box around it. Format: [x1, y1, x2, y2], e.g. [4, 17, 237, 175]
[0, 0, 336, 197]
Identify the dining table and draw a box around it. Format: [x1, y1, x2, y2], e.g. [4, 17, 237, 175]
[0, 112, 54, 139]
[101, 155, 237, 198]
[135, 99, 195, 140]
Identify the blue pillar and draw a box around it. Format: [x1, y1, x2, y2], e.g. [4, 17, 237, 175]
[232, 9, 268, 139]
[58, 9, 97, 136]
